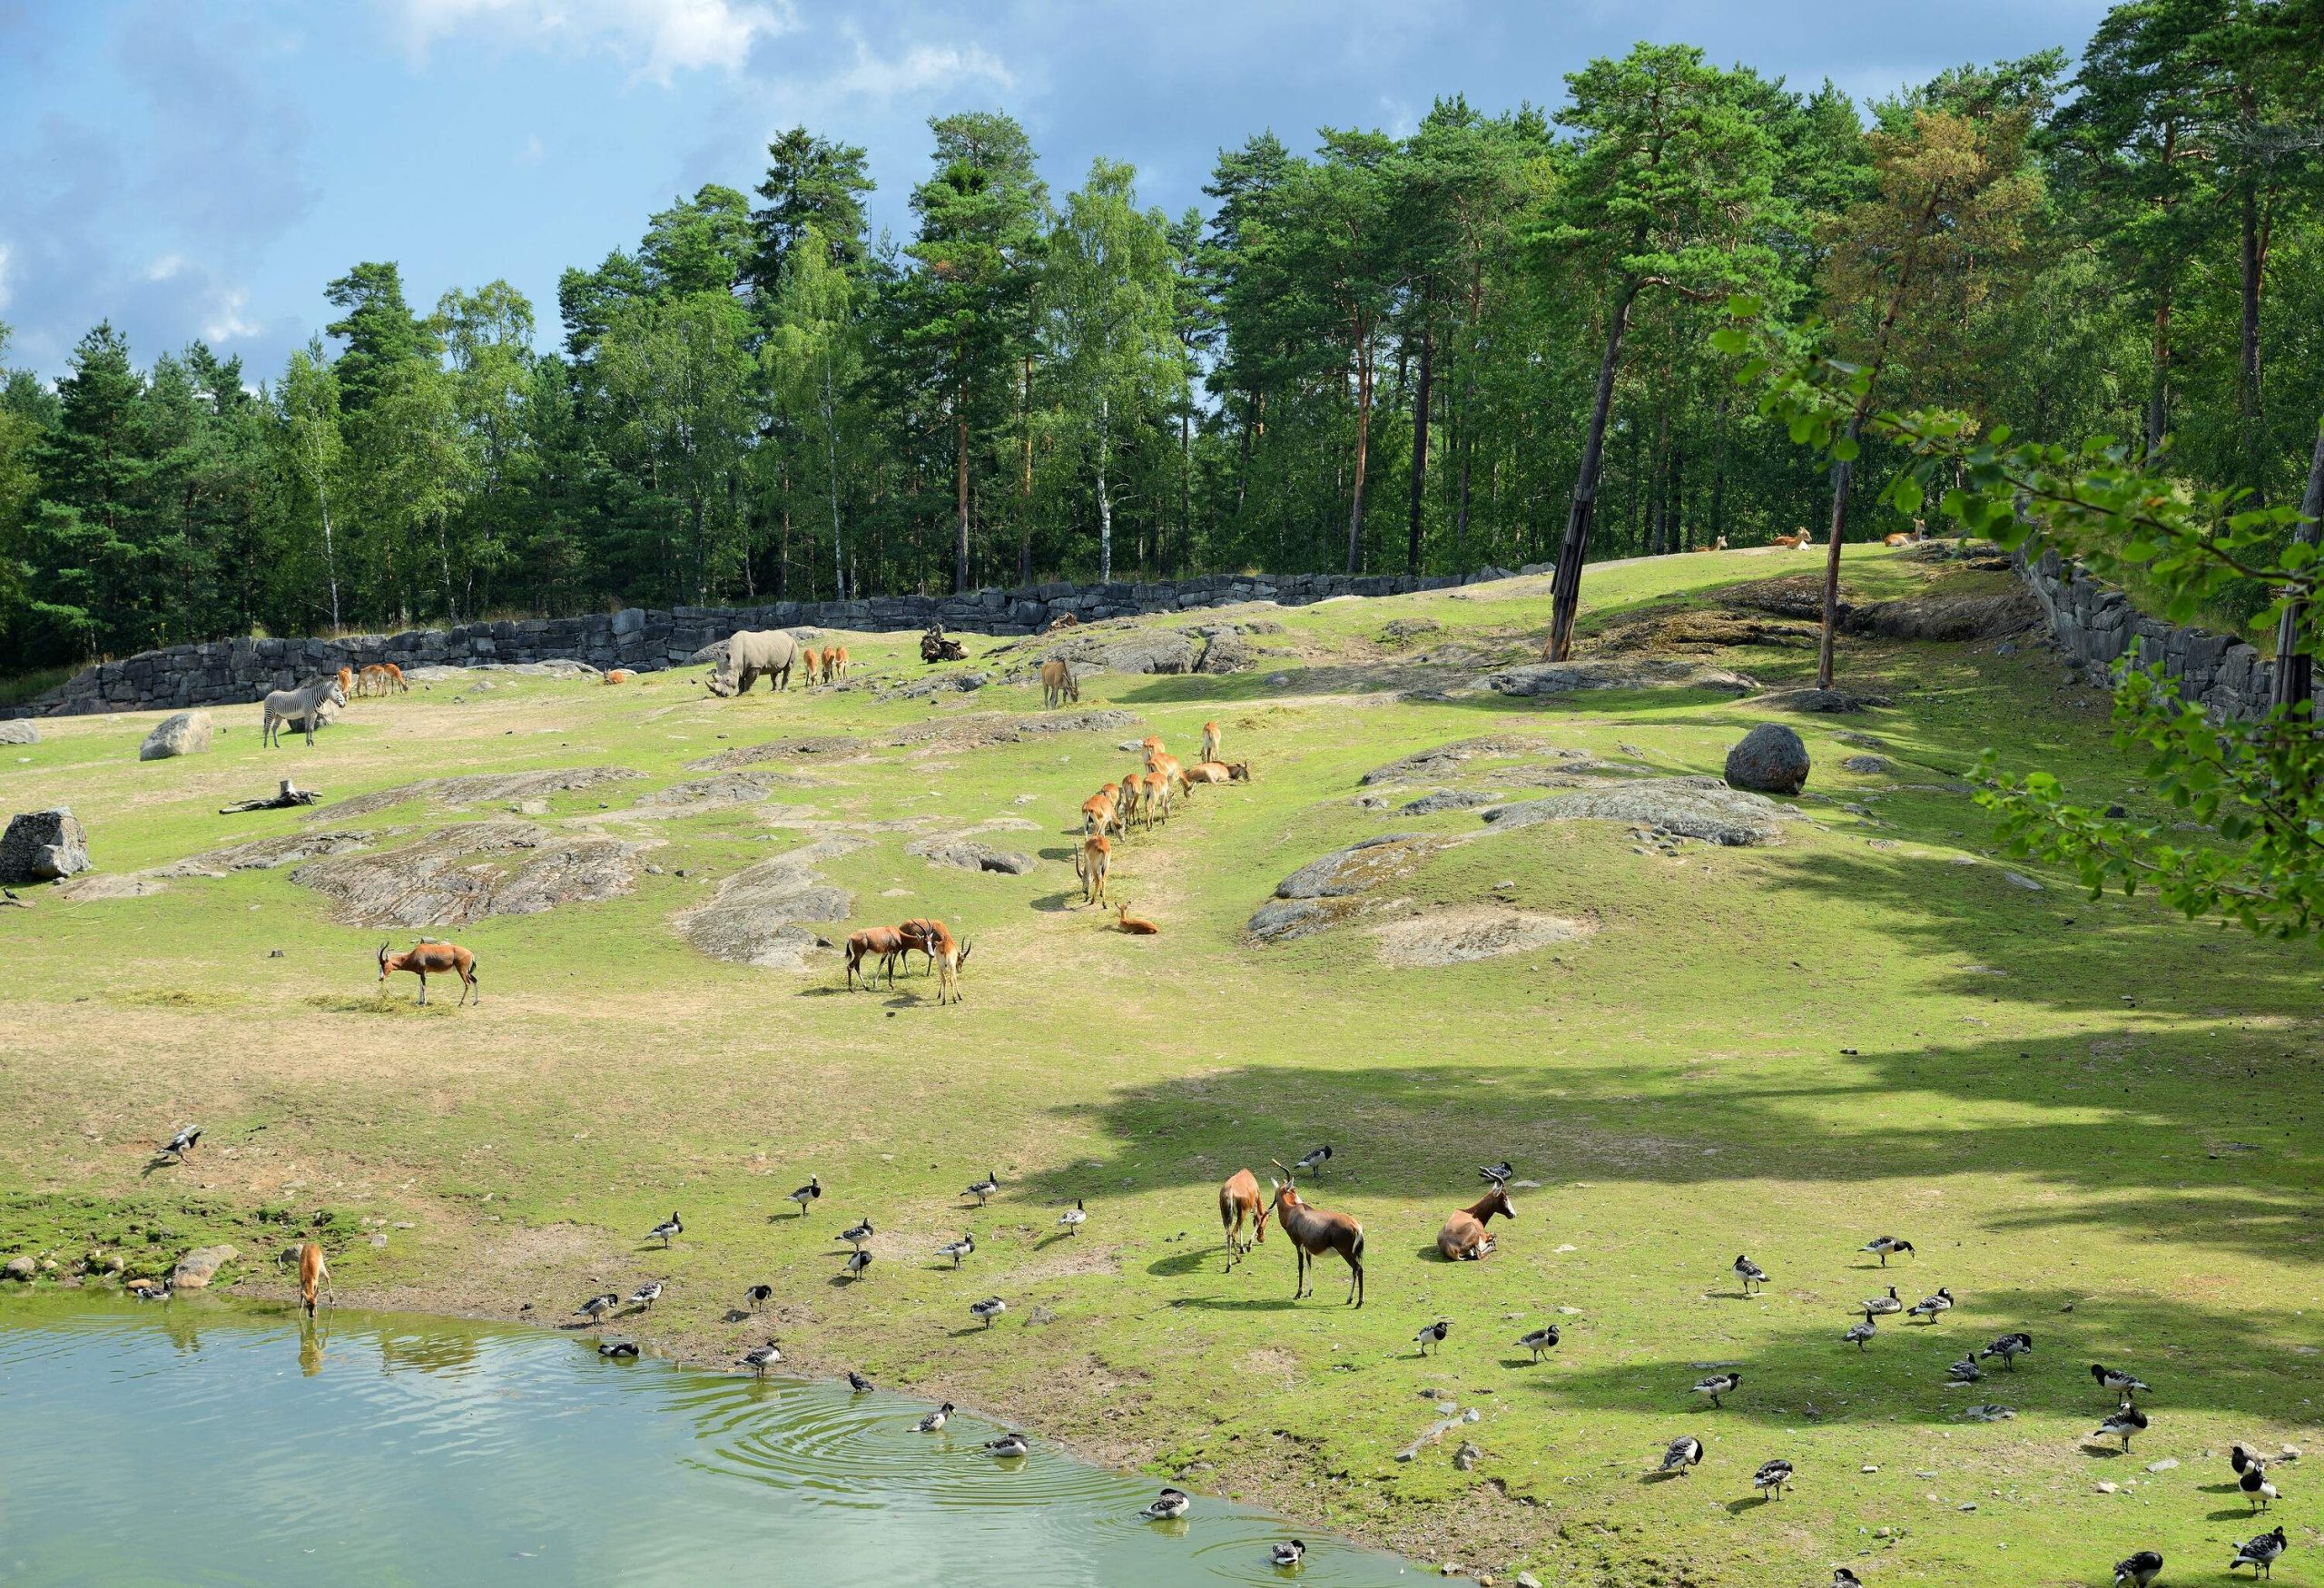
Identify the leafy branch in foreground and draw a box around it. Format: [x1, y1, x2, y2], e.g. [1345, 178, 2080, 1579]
[1716, 295, 2324, 937]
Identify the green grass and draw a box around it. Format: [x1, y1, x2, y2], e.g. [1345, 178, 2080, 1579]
[1, 544, 2317, 1586]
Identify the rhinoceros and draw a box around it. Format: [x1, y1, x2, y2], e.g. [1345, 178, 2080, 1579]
[705, 630, 803, 696]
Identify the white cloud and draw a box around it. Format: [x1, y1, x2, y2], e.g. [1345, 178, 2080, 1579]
[394, 0, 796, 83]
[144, 252, 185, 281]
[202, 288, 261, 343]
[823, 37, 1015, 100]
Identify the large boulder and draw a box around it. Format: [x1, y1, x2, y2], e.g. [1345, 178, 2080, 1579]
[1275, 833, 1431, 899]
[1480, 659, 1756, 696]
[1724, 724, 1812, 796]
[1485, 776, 1800, 847]
[905, 835, 1037, 875]
[0, 808, 92, 885]
[0, 720, 38, 745]
[675, 837, 859, 971]
[171, 1244, 239, 1290]
[1194, 627, 1254, 674]
[140, 710, 213, 761]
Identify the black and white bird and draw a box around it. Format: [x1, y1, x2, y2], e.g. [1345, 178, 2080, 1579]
[1269, 1539, 1306, 1569]
[1752, 1457, 1794, 1498]
[1141, 1487, 1192, 1521]
[647, 1211, 683, 1248]
[1477, 1160, 1512, 1185]
[628, 1280, 664, 1309]
[1978, 1331, 2034, 1369]
[598, 1338, 640, 1358]
[132, 1280, 172, 1303]
[846, 1370, 874, 1395]
[1946, 1353, 1983, 1383]
[737, 1340, 783, 1377]
[836, 1217, 874, 1250]
[842, 1249, 872, 1280]
[2240, 1463, 2280, 1511]
[2092, 1363, 2151, 1397]
[983, 1432, 1030, 1459]
[1413, 1318, 1451, 1356]
[1294, 1145, 1333, 1178]
[788, 1176, 822, 1216]
[1515, 1324, 1561, 1360]
[1832, 1572, 1864, 1588]
[575, 1291, 620, 1322]
[964, 1169, 1000, 1207]
[970, 1297, 1007, 1328]
[1058, 1198, 1087, 1236]
[1733, 1255, 1768, 1296]
[2113, 1549, 2163, 1587]
[2232, 1444, 2264, 1476]
[1907, 1287, 1955, 1322]
[1859, 1235, 1914, 1266]
[1843, 1309, 1877, 1351]
[936, 1232, 976, 1267]
[1861, 1286, 1904, 1317]
[743, 1283, 773, 1310]
[2229, 1525, 2287, 1577]
[2091, 1401, 2149, 1452]
[1693, 1372, 1741, 1408]
[914, 1402, 955, 1433]
[159, 1126, 203, 1160]
[1659, 1435, 1704, 1475]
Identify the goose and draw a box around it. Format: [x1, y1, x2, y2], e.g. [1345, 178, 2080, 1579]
[1140, 1487, 1192, 1521]
[647, 1211, 683, 1248]
[983, 1433, 1030, 1459]
[1861, 1286, 1904, 1317]
[936, 1232, 976, 1267]
[1477, 1160, 1513, 1185]
[837, 1217, 874, 1250]
[964, 1169, 1000, 1206]
[598, 1338, 640, 1358]
[1293, 1145, 1333, 1178]
[159, 1126, 202, 1159]
[1733, 1255, 1767, 1296]
[1859, 1235, 1914, 1266]
[1752, 1457, 1794, 1498]
[1058, 1198, 1087, 1236]
[1843, 1310, 1877, 1351]
[575, 1291, 620, 1322]
[970, 1297, 1007, 1328]
[1413, 1318, 1451, 1356]
[2232, 1444, 2263, 1475]
[1659, 1435, 1704, 1475]
[743, 1283, 773, 1310]
[842, 1249, 872, 1280]
[628, 1281, 664, 1309]
[1978, 1331, 2033, 1369]
[1833, 1573, 1863, 1588]
[788, 1176, 822, 1216]
[737, 1340, 782, 1377]
[1907, 1287, 1955, 1321]
[2240, 1464, 2279, 1510]
[2091, 1402, 2148, 1451]
[2091, 1363, 2150, 1396]
[846, 1371, 874, 1395]
[2113, 1551, 2163, 1588]
[1693, 1372, 1741, 1408]
[1515, 1324, 1561, 1360]
[1269, 1539, 1306, 1569]
[1945, 1353, 1983, 1383]
[132, 1280, 173, 1303]
[2229, 1525, 2287, 1577]
[914, 1402, 955, 1433]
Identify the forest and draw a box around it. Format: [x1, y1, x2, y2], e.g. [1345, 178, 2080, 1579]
[2, 0, 2320, 677]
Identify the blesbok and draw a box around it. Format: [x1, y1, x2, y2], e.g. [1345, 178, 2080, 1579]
[1200, 721, 1221, 764]
[1040, 658, 1078, 707]
[1217, 1169, 1270, 1271]
[377, 938, 478, 1006]
[296, 1240, 332, 1317]
[1076, 834, 1112, 907]
[844, 926, 911, 990]
[1080, 790, 1117, 842]
[899, 918, 971, 1003]
[263, 676, 348, 747]
[1115, 902, 1159, 935]
[1436, 1180, 1515, 1261]
[1269, 1163, 1364, 1307]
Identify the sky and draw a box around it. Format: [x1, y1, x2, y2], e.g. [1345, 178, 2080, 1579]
[0, 0, 2115, 384]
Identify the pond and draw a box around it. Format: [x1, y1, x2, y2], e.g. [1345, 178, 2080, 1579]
[0, 1299, 1411, 1585]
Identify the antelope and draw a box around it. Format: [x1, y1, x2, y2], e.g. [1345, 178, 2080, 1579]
[604, 668, 635, 685]
[826, 645, 849, 682]
[1772, 528, 1810, 549]
[844, 926, 911, 990]
[336, 666, 355, 697]
[1040, 658, 1078, 707]
[377, 939, 478, 1006]
[1436, 1180, 1515, 1261]
[1269, 1164, 1364, 1307]
[1692, 535, 1729, 552]
[1080, 791, 1118, 842]
[1118, 773, 1150, 834]
[1141, 735, 1166, 760]
[1046, 611, 1079, 631]
[901, 918, 970, 1005]
[296, 1240, 331, 1317]
[1218, 1169, 1270, 1271]
[1141, 770, 1172, 827]
[1115, 902, 1159, 935]
[1200, 721, 1221, 764]
[1883, 531, 1912, 547]
[1077, 834, 1112, 906]
[801, 649, 823, 686]
[358, 663, 407, 696]
[1147, 751, 1187, 800]
[1183, 761, 1232, 786]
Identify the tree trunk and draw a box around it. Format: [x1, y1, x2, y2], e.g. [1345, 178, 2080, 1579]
[1236, 389, 1256, 515]
[315, 459, 340, 635]
[822, 350, 846, 602]
[1096, 393, 1114, 584]
[1019, 352, 1034, 587]
[2242, 177, 2264, 492]
[954, 379, 970, 595]
[1345, 340, 1374, 576]
[2269, 419, 2324, 715]
[1406, 321, 1433, 576]
[1546, 279, 1640, 660]
[1816, 413, 1863, 690]
[2146, 289, 2172, 462]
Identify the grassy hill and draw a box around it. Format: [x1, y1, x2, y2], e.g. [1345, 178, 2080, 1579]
[3, 545, 2317, 1586]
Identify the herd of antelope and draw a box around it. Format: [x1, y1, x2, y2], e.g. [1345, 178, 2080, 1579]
[1074, 725, 1250, 923]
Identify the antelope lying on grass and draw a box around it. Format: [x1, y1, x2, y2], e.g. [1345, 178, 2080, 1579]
[296, 1240, 332, 1317]
[1269, 1163, 1364, 1307]
[1772, 528, 1812, 549]
[1040, 658, 1078, 707]
[1436, 1180, 1515, 1260]
[1218, 1169, 1269, 1271]
[1077, 834, 1112, 907]
[604, 668, 635, 685]
[378, 939, 479, 1006]
[1115, 902, 1159, 935]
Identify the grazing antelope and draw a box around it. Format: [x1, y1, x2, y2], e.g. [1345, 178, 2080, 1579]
[1115, 902, 1159, 935]
[801, 649, 823, 686]
[1118, 773, 1150, 834]
[296, 1240, 331, 1317]
[1200, 721, 1221, 764]
[1077, 834, 1112, 907]
[377, 938, 479, 1006]
[1218, 1168, 1270, 1271]
[1040, 658, 1078, 707]
[1269, 1163, 1365, 1307]
[844, 926, 911, 990]
[1147, 752, 1188, 800]
[1436, 1180, 1515, 1261]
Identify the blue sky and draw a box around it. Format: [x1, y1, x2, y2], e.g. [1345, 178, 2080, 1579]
[0, 0, 2112, 383]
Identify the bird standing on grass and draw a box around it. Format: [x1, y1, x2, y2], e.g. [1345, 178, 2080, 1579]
[628, 1281, 663, 1309]
[1294, 1145, 1332, 1178]
[936, 1233, 975, 1267]
[647, 1212, 682, 1248]
[1907, 1287, 1955, 1321]
[1659, 1436, 1704, 1475]
[842, 1249, 872, 1280]
[1515, 1324, 1561, 1360]
[1752, 1458, 1793, 1498]
[1859, 1236, 1914, 1265]
[575, 1292, 620, 1323]
[1832, 1572, 1863, 1588]
[1693, 1372, 1741, 1408]
[914, 1402, 955, 1433]
[1058, 1198, 1087, 1236]
[788, 1176, 822, 1216]
[737, 1340, 782, 1377]
[743, 1283, 773, 1310]
[2091, 1363, 2151, 1397]
[964, 1169, 1000, 1207]
[2229, 1525, 2287, 1577]
[160, 1126, 202, 1160]
[1978, 1331, 2033, 1369]
[1413, 1318, 1450, 1356]
[837, 1217, 874, 1250]
[2240, 1463, 2280, 1511]
[2091, 1402, 2148, 1452]
[970, 1297, 1007, 1328]
[2112, 1548, 2162, 1587]
[1843, 1310, 1877, 1351]
[1141, 1488, 1191, 1521]
[1733, 1255, 1768, 1296]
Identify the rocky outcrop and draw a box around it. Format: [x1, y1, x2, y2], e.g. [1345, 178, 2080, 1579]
[1195, 626, 1255, 674]
[675, 837, 860, 970]
[171, 1245, 238, 1290]
[905, 834, 1038, 875]
[2020, 547, 2276, 721]
[139, 710, 213, 760]
[291, 821, 650, 926]
[1485, 777, 1799, 847]
[0, 809, 92, 885]
[1480, 659, 1757, 697]
[1724, 724, 1812, 796]
[319, 766, 641, 819]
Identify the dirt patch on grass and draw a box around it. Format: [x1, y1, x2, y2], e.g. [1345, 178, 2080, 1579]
[885, 707, 1141, 755]
[1479, 657, 1758, 696]
[54, 873, 170, 902]
[1368, 904, 1596, 967]
[674, 836, 861, 970]
[319, 766, 641, 818]
[1590, 606, 1819, 653]
[291, 820, 654, 926]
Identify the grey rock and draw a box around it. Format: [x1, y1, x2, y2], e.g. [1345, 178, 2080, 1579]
[905, 835, 1038, 875]
[1724, 724, 1811, 796]
[1764, 686, 1888, 714]
[1842, 755, 1891, 774]
[1246, 898, 1328, 942]
[292, 820, 648, 926]
[1400, 788, 1502, 816]
[1195, 628, 1253, 674]
[0, 808, 92, 885]
[676, 838, 861, 971]
[1275, 833, 1430, 899]
[1480, 658, 1755, 697]
[1487, 776, 1799, 847]
[171, 1244, 239, 1290]
[2, 1255, 34, 1281]
[1452, 1441, 1482, 1471]
[0, 721, 38, 745]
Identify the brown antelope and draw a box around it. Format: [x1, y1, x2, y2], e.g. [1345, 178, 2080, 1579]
[901, 917, 970, 1004]
[1080, 790, 1118, 842]
[1183, 761, 1231, 786]
[1147, 752, 1188, 800]
[844, 925, 911, 990]
[1141, 769, 1172, 827]
[1045, 611, 1079, 631]
[1141, 735, 1166, 760]
[1436, 1180, 1515, 1261]
[802, 649, 823, 686]
[604, 668, 635, 685]
[1771, 528, 1809, 549]
[336, 666, 355, 697]
[1119, 772, 1151, 833]
[1269, 1164, 1365, 1307]
[377, 939, 478, 1006]
[1218, 1169, 1270, 1271]
[357, 662, 406, 696]
[1691, 534, 1729, 553]
[296, 1239, 332, 1317]
[1200, 721, 1221, 764]
[1882, 531, 1911, 547]
[1115, 902, 1159, 935]
[1039, 658, 1078, 707]
[826, 645, 850, 682]
[1076, 833, 1111, 907]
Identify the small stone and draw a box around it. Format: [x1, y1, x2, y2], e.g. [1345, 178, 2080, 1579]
[1957, 1502, 1977, 1512]
[1453, 1441, 1482, 1471]
[2, 1255, 34, 1281]
[1026, 1306, 1058, 1327]
[170, 1244, 239, 1290]
[2143, 1458, 2177, 1473]
[2002, 872, 2043, 891]
[2093, 1481, 2117, 1494]
[1518, 1576, 1543, 1588]
[1861, 1464, 1879, 1474]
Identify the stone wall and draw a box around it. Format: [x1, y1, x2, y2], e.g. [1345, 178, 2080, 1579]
[2020, 546, 2276, 720]
[21, 568, 1461, 717]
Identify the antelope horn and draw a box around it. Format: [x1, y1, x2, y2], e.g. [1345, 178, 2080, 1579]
[1270, 1159, 1294, 1184]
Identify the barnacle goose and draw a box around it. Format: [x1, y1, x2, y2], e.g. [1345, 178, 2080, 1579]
[983, 1433, 1030, 1458]
[2112, 1548, 2162, 1587]
[743, 1283, 773, 1310]
[2090, 1402, 2148, 1451]
[936, 1232, 976, 1267]
[836, 1217, 874, 1250]
[627, 1281, 663, 1308]
[1269, 1539, 1306, 1568]
[647, 1211, 683, 1248]
[737, 1340, 782, 1377]
[1978, 1331, 2033, 1369]
[1141, 1487, 1192, 1521]
[914, 1402, 955, 1433]
[1907, 1287, 1955, 1321]
[842, 1249, 872, 1280]
[1733, 1255, 1768, 1296]
[1515, 1324, 1561, 1360]
[1413, 1318, 1450, 1356]
[964, 1169, 1000, 1206]
[2091, 1363, 2150, 1396]
[1659, 1435, 1704, 1475]
[2229, 1525, 2287, 1577]
[2240, 1464, 2279, 1510]
[1058, 1198, 1087, 1235]
[1294, 1145, 1333, 1177]
[1843, 1309, 1877, 1351]
[1752, 1457, 1794, 1498]
[970, 1297, 1007, 1328]
[1861, 1286, 1904, 1317]
[788, 1176, 822, 1215]
[1859, 1236, 1914, 1265]
[1693, 1372, 1741, 1408]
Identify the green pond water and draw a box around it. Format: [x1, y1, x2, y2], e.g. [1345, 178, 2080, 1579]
[0, 1298, 1411, 1586]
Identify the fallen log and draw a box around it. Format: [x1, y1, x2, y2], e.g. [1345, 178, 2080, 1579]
[221, 779, 321, 814]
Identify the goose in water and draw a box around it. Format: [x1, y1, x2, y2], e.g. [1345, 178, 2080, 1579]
[1733, 1255, 1768, 1296]
[647, 1211, 683, 1248]
[1843, 1310, 1877, 1351]
[598, 1339, 640, 1358]
[1978, 1331, 2033, 1369]
[2091, 1363, 2151, 1397]
[846, 1371, 874, 1395]
[737, 1340, 782, 1377]
[970, 1297, 1007, 1328]
[1659, 1436, 1704, 1475]
[913, 1403, 955, 1433]
[2091, 1402, 2149, 1452]
[2112, 1549, 2163, 1587]
[1413, 1318, 1451, 1356]
[627, 1281, 663, 1309]
[836, 1218, 874, 1251]
[1907, 1287, 1955, 1321]
[1269, 1539, 1306, 1569]
[1859, 1235, 1914, 1266]
[964, 1169, 1000, 1207]
[983, 1433, 1030, 1459]
[1752, 1457, 1794, 1498]
[1141, 1487, 1192, 1521]
[1693, 1372, 1741, 1408]
[133, 1281, 173, 1303]
[2229, 1526, 2287, 1577]
[1515, 1324, 1561, 1360]
[842, 1249, 872, 1280]
[936, 1232, 976, 1267]
[1294, 1145, 1333, 1177]
[1861, 1286, 1904, 1317]
[788, 1176, 822, 1216]
[1058, 1198, 1087, 1236]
